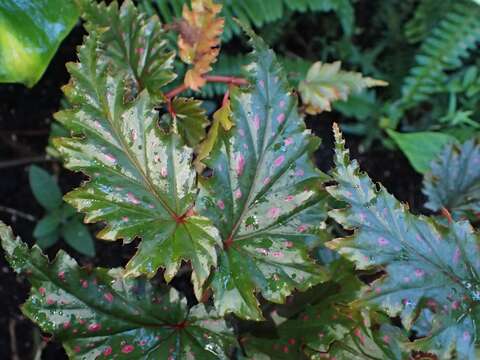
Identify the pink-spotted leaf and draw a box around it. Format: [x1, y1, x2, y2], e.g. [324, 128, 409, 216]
[54, 34, 220, 299]
[423, 138, 480, 219]
[326, 125, 480, 359]
[79, 0, 176, 99]
[0, 223, 236, 359]
[197, 28, 329, 321]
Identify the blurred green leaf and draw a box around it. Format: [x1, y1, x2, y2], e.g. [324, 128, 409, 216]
[386, 130, 456, 173]
[33, 213, 61, 239]
[0, 0, 79, 87]
[61, 219, 95, 257]
[36, 230, 59, 250]
[29, 165, 63, 211]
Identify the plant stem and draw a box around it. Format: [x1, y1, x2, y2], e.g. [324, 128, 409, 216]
[0, 205, 37, 222]
[165, 75, 248, 99]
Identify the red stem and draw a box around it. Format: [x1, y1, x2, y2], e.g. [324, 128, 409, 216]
[165, 75, 248, 99]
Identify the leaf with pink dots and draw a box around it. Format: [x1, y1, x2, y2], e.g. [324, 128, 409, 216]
[197, 27, 329, 320]
[0, 223, 236, 359]
[53, 33, 221, 298]
[326, 124, 480, 359]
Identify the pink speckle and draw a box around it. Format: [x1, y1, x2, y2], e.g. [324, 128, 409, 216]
[239, 128, 245, 137]
[148, 203, 155, 209]
[139, 339, 147, 346]
[63, 321, 71, 329]
[154, 155, 161, 163]
[81, 280, 88, 288]
[377, 237, 389, 246]
[297, 224, 308, 233]
[295, 168, 304, 177]
[104, 292, 114, 303]
[451, 300, 460, 310]
[127, 192, 140, 205]
[263, 177, 271, 185]
[285, 195, 294, 201]
[268, 207, 281, 218]
[122, 216, 129, 222]
[383, 335, 390, 344]
[121, 345, 134, 354]
[103, 346, 112, 356]
[271, 251, 284, 258]
[284, 137, 294, 146]
[88, 323, 101, 332]
[463, 331, 471, 341]
[279, 100, 285, 108]
[318, 332, 325, 338]
[403, 276, 410, 283]
[285, 241, 293, 248]
[283, 346, 289, 353]
[74, 346, 81, 353]
[58, 271, 65, 281]
[414, 269, 425, 277]
[258, 80, 264, 88]
[374, 287, 381, 294]
[160, 167, 168, 177]
[288, 338, 296, 345]
[234, 189, 242, 199]
[93, 120, 102, 129]
[354, 328, 365, 345]
[303, 314, 309, 321]
[276, 113, 285, 124]
[105, 153, 117, 164]
[39, 287, 46, 296]
[46, 298, 55, 305]
[136, 47, 144, 54]
[236, 153, 245, 176]
[274, 155, 285, 167]
[453, 247, 461, 264]
[217, 200, 225, 210]
[130, 129, 138, 142]
[252, 114, 260, 130]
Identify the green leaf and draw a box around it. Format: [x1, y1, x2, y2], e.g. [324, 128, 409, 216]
[29, 165, 63, 211]
[79, 0, 176, 99]
[197, 28, 329, 320]
[61, 219, 95, 257]
[54, 34, 220, 299]
[0, 0, 79, 87]
[298, 61, 387, 115]
[0, 223, 236, 359]
[386, 129, 456, 173]
[326, 125, 480, 359]
[423, 138, 480, 217]
[160, 97, 209, 148]
[33, 213, 61, 239]
[36, 230, 60, 249]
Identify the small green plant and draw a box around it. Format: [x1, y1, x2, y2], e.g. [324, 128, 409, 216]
[29, 165, 95, 256]
[2, 1, 480, 359]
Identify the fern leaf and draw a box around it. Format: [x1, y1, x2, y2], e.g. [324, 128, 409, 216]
[423, 138, 480, 218]
[327, 124, 480, 359]
[400, 0, 480, 110]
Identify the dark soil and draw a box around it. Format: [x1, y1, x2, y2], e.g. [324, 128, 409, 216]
[0, 23, 425, 360]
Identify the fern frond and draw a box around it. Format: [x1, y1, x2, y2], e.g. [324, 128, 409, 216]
[139, 0, 354, 40]
[400, 0, 480, 110]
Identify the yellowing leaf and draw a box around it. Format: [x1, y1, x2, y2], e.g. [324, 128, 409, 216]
[178, 0, 224, 91]
[194, 98, 233, 172]
[298, 61, 387, 115]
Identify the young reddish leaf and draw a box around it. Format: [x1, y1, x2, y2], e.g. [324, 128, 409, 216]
[0, 223, 236, 359]
[54, 35, 220, 299]
[197, 28, 329, 320]
[327, 124, 480, 359]
[177, 0, 224, 91]
[79, 0, 176, 98]
[423, 138, 480, 218]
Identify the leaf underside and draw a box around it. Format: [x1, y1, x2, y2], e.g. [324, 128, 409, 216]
[326, 125, 480, 359]
[0, 224, 235, 360]
[197, 28, 329, 320]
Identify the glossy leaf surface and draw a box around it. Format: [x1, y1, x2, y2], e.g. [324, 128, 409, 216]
[327, 125, 480, 359]
[423, 138, 480, 217]
[198, 30, 329, 320]
[0, 223, 235, 359]
[54, 35, 220, 298]
[0, 0, 79, 87]
[80, 0, 176, 98]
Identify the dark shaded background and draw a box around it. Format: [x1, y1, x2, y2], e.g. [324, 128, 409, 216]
[0, 19, 425, 359]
